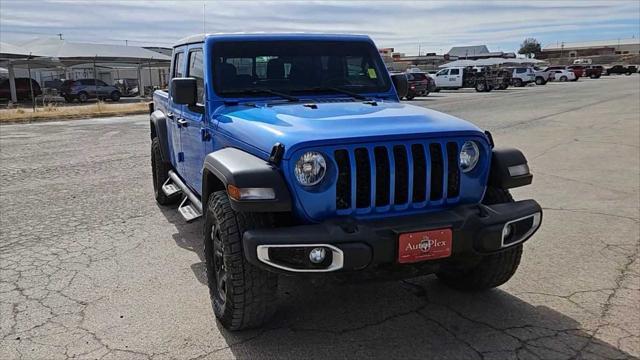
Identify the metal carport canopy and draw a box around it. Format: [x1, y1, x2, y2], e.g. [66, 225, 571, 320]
[1, 39, 171, 102]
[19, 38, 171, 63]
[0, 42, 41, 103]
[440, 58, 547, 68]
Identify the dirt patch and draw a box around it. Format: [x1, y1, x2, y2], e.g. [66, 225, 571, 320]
[0, 101, 149, 124]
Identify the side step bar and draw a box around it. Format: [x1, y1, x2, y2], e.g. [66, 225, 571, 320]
[164, 170, 203, 222]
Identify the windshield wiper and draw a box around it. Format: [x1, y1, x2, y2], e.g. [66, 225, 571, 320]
[299, 87, 369, 101]
[222, 88, 299, 102]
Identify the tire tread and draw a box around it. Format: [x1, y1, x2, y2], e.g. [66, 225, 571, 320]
[206, 191, 277, 330]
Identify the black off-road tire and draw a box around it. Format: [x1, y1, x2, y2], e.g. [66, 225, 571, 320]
[513, 78, 523, 87]
[437, 187, 522, 291]
[535, 77, 546, 85]
[559, 76, 568, 82]
[405, 95, 415, 100]
[151, 137, 180, 205]
[204, 191, 278, 331]
[110, 91, 121, 102]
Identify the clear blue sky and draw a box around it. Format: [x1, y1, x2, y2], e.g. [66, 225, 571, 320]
[1, 0, 639, 54]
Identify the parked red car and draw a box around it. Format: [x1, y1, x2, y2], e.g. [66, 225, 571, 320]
[567, 65, 585, 78]
[0, 78, 42, 101]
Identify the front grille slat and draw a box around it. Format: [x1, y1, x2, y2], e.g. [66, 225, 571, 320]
[388, 146, 396, 206]
[334, 140, 465, 214]
[393, 145, 409, 205]
[334, 150, 351, 210]
[410, 144, 427, 202]
[374, 147, 390, 207]
[446, 142, 460, 198]
[354, 148, 371, 208]
[429, 143, 444, 201]
[348, 150, 358, 211]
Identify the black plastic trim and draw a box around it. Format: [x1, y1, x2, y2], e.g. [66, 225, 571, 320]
[203, 148, 292, 212]
[243, 199, 542, 274]
[150, 110, 170, 162]
[488, 148, 533, 189]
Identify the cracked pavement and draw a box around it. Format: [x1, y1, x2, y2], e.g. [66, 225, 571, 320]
[1, 76, 638, 359]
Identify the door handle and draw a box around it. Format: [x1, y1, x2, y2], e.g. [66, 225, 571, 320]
[177, 118, 188, 127]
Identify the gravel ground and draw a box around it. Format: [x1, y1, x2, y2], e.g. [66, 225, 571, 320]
[1, 76, 638, 359]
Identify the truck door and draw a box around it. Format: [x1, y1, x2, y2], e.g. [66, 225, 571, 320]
[448, 68, 462, 87]
[435, 68, 449, 88]
[180, 46, 208, 192]
[167, 47, 187, 175]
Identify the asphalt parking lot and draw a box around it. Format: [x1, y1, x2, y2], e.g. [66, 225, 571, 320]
[1, 76, 638, 359]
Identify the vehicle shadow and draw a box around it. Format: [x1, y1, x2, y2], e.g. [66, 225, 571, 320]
[158, 206, 634, 359]
[157, 204, 208, 285]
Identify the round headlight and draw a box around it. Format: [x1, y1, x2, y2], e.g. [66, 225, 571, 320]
[295, 152, 327, 186]
[460, 141, 480, 173]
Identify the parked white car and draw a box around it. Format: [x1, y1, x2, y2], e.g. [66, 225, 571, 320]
[548, 69, 576, 82]
[533, 67, 552, 85]
[510, 67, 536, 87]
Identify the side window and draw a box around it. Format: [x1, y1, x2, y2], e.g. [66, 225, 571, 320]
[449, 68, 460, 75]
[96, 80, 108, 86]
[436, 69, 448, 76]
[188, 50, 204, 104]
[172, 51, 185, 79]
[516, 68, 525, 74]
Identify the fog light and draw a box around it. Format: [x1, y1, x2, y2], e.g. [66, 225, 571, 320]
[502, 224, 513, 239]
[309, 247, 326, 264]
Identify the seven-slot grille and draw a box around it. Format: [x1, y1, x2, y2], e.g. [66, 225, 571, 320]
[334, 142, 461, 213]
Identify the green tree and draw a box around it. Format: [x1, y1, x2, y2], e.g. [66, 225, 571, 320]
[518, 38, 542, 58]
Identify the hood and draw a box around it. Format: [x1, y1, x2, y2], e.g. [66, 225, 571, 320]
[214, 101, 484, 159]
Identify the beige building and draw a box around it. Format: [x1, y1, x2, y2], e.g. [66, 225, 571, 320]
[539, 38, 640, 59]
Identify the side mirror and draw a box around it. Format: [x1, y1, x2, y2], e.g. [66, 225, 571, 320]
[391, 73, 408, 99]
[171, 78, 197, 105]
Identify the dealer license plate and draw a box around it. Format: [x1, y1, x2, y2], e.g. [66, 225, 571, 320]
[397, 228, 452, 264]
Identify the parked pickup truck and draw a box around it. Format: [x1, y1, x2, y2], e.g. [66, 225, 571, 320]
[605, 65, 638, 76]
[433, 66, 500, 92]
[150, 33, 542, 330]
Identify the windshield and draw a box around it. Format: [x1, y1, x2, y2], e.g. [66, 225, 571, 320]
[212, 40, 391, 97]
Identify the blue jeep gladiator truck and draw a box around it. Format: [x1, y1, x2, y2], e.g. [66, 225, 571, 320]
[150, 33, 542, 330]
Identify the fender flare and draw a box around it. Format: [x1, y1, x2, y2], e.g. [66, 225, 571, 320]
[202, 148, 292, 213]
[488, 148, 533, 190]
[150, 110, 171, 162]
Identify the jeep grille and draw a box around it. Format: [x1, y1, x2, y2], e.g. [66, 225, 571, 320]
[334, 142, 461, 212]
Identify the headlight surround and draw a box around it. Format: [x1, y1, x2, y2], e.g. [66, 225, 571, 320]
[459, 141, 480, 173]
[294, 151, 327, 186]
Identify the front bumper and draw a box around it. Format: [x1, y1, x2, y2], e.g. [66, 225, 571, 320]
[243, 200, 542, 274]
